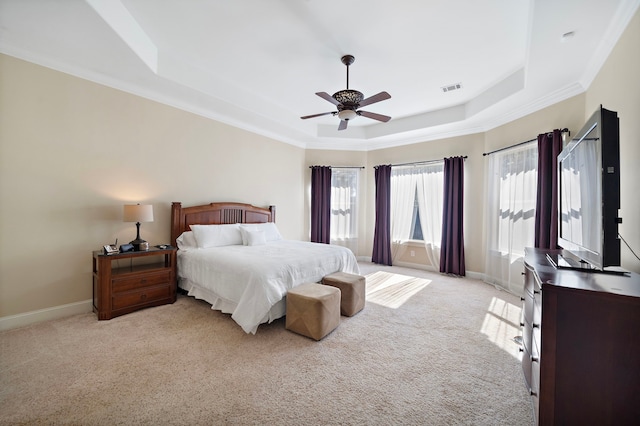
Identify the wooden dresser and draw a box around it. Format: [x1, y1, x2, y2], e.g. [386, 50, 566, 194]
[522, 247, 640, 425]
[93, 247, 177, 320]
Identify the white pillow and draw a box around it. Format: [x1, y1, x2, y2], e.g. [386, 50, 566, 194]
[239, 225, 258, 245]
[190, 224, 243, 248]
[176, 231, 198, 250]
[242, 222, 282, 242]
[246, 230, 267, 246]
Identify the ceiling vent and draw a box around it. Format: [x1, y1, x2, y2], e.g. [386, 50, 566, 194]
[441, 83, 463, 93]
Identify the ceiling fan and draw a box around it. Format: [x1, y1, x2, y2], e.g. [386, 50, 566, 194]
[301, 55, 391, 131]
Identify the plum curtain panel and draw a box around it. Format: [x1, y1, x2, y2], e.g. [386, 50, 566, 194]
[310, 166, 332, 244]
[440, 156, 466, 276]
[534, 129, 563, 249]
[372, 165, 392, 265]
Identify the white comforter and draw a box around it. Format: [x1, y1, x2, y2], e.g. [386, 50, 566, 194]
[177, 240, 359, 334]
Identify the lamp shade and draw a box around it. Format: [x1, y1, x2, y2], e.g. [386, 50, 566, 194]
[123, 204, 154, 223]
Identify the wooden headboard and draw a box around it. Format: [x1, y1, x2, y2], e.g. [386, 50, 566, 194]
[170, 202, 276, 247]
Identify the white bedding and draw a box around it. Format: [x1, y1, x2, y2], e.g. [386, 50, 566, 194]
[177, 240, 360, 334]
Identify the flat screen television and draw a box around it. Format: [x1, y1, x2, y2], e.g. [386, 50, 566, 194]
[556, 106, 621, 270]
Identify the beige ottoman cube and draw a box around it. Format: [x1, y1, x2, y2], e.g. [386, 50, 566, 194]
[322, 272, 366, 316]
[286, 283, 341, 340]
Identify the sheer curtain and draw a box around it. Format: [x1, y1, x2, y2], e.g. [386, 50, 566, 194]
[390, 167, 419, 261]
[415, 164, 444, 267]
[484, 143, 538, 295]
[390, 164, 444, 267]
[330, 168, 359, 253]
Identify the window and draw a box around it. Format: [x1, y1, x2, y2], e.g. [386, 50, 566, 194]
[409, 189, 424, 241]
[390, 163, 444, 266]
[484, 142, 538, 294]
[330, 168, 359, 253]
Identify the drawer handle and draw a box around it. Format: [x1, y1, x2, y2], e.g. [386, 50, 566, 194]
[533, 289, 540, 294]
[520, 297, 525, 301]
[520, 322, 524, 327]
[531, 356, 539, 363]
[532, 323, 540, 329]
[530, 388, 537, 397]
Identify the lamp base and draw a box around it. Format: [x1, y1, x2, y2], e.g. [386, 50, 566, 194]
[130, 238, 149, 251]
[130, 221, 149, 251]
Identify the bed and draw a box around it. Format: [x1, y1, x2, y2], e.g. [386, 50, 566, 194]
[170, 202, 360, 334]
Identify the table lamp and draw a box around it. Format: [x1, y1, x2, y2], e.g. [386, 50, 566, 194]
[123, 204, 154, 251]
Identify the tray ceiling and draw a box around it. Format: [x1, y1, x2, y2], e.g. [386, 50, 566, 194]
[1, 0, 638, 150]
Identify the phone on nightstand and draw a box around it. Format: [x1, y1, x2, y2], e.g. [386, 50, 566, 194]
[103, 239, 119, 255]
[103, 244, 118, 255]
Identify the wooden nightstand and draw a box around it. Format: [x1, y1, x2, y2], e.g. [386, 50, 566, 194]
[92, 247, 177, 320]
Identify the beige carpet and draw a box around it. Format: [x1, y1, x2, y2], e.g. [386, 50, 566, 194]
[0, 262, 533, 425]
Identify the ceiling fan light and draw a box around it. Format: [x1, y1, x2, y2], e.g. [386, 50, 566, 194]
[333, 89, 364, 105]
[338, 109, 358, 121]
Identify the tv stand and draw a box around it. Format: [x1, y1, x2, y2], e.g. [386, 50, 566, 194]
[522, 248, 640, 424]
[545, 253, 628, 275]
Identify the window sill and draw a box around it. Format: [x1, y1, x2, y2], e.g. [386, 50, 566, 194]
[394, 240, 424, 247]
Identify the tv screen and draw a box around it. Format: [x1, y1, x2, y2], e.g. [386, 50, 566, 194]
[557, 106, 620, 270]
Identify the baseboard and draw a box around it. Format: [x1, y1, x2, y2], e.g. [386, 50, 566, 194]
[0, 299, 93, 331]
[392, 260, 438, 272]
[359, 258, 484, 280]
[466, 271, 484, 280]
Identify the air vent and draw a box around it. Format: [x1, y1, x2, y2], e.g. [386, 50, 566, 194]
[441, 83, 463, 93]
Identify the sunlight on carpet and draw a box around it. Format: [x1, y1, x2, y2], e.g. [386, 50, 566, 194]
[481, 296, 522, 360]
[365, 271, 431, 309]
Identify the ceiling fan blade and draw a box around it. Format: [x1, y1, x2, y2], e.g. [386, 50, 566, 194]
[301, 111, 335, 120]
[358, 91, 391, 108]
[358, 110, 391, 122]
[316, 92, 341, 106]
[338, 120, 348, 131]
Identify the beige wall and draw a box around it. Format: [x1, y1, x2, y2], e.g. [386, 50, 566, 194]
[1, 8, 638, 321]
[0, 55, 306, 317]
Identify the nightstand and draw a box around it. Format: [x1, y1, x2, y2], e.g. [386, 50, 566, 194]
[92, 247, 177, 320]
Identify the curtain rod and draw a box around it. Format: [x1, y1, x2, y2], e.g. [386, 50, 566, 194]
[388, 156, 467, 168]
[308, 165, 365, 169]
[483, 128, 569, 156]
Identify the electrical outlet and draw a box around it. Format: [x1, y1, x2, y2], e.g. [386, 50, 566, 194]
[410, 250, 415, 257]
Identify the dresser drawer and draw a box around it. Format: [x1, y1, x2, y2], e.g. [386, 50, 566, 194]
[112, 271, 172, 293]
[112, 284, 172, 310]
[522, 338, 540, 393]
[523, 291, 535, 324]
[523, 320, 539, 358]
[531, 357, 540, 423]
[522, 343, 533, 391]
[534, 287, 542, 324]
[524, 263, 536, 296]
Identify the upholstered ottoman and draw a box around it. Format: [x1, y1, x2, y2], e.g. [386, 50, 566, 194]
[286, 283, 341, 340]
[322, 272, 366, 316]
